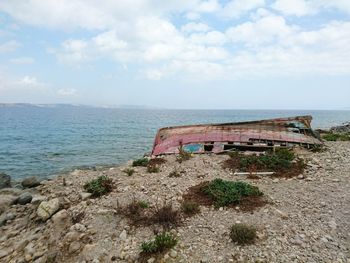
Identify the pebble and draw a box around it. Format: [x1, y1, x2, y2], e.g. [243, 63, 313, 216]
[17, 192, 33, 205]
[170, 250, 178, 258]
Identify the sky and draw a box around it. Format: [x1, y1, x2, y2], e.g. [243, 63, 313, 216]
[0, 0, 350, 110]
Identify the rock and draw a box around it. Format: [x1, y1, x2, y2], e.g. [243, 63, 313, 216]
[31, 195, 47, 204]
[0, 172, 11, 189]
[274, 208, 288, 219]
[0, 249, 10, 259]
[272, 178, 279, 183]
[169, 250, 178, 258]
[21, 176, 41, 188]
[68, 241, 81, 253]
[37, 198, 60, 221]
[80, 192, 92, 200]
[147, 258, 155, 263]
[297, 174, 304, 179]
[0, 194, 17, 213]
[52, 209, 70, 229]
[17, 192, 33, 205]
[119, 230, 127, 241]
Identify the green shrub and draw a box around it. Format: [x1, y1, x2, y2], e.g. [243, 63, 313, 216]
[181, 201, 200, 216]
[201, 179, 263, 207]
[141, 232, 178, 254]
[230, 224, 256, 245]
[84, 176, 113, 197]
[123, 168, 135, 176]
[322, 133, 350, 141]
[147, 165, 160, 173]
[132, 158, 149, 167]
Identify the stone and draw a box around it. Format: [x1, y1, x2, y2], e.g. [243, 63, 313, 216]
[274, 208, 288, 219]
[169, 250, 178, 258]
[119, 230, 127, 241]
[0, 172, 11, 189]
[0, 194, 17, 214]
[273, 178, 279, 183]
[0, 249, 10, 259]
[52, 209, 70, 229]
[31, 195, 47, 204]
[17, 192, 33, 205]
[147, 258, 155, 263]
[37, 198, 60, 221]
[297, 174, 304, 179]
[21, 176, 41, 188]
[80, 192, 92, 200]
[69, 241, 81, 253]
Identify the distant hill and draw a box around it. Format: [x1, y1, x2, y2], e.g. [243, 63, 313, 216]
[0, 103, 162, 109]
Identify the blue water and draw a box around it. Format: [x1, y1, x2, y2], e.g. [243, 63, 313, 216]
[1, 106, 350, 179]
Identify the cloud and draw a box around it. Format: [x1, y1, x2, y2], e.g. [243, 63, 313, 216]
[57, 88, 77, 96]
[221, 0, 266, 19]
[0, 40, 20, 53]
[10, 57, 35, 64]
[0, 74, 46, 91]
[181, 22, 210, 33]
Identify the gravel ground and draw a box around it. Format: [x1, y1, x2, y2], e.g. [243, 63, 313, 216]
[0, 142, 349, 263]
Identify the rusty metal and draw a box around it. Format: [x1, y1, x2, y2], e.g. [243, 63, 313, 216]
[151, 115, 323, 156]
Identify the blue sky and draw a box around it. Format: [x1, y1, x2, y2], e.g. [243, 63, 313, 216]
[0, 0, 350, 109]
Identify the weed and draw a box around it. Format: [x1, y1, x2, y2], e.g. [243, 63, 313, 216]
[151, 203, 181, 228]
[176, 146, 191, 163]
[83, 176, 113, 197]
[141, 232, 177, 254]
[169, 170, 181, 178]
[123, 168, 135, 176]
[138, 201, 149, 209]
[132, 158, 149, 167]
[201, 179, 263, 208]
[181, 200, 200, 216]
[230, 224, 256, 245]
[147, 165, 160, 173]
[148, 158, 166, 166]
[322, 132, 350, 141]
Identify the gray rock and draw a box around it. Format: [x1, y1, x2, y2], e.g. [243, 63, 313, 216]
[17, 192, 33, 205]
[37, 198, 60, 221]
[0, 194, 18, 214]
[0, 212, 16, 226]
[0, 172, 11, 189]
[119, 230, 127, 241]
[80, 192, 92, 200]
[68, 241, 81, 253]
[21, 176, 41, 188]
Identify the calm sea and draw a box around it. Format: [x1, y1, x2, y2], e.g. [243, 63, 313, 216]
[1, 106, 349, 179]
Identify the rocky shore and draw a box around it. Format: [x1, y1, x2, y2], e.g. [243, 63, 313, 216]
[0, 142, 349, 263]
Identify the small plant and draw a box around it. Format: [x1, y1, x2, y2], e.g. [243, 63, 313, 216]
[123, 168, 135, 176]
[181, 201, 200, 216]
[230, 224, 257, 245]
[138, 200, 149, 209]
[83, 176, 113, 197]
[322, 132, 350, 141]
[169, 170, 181, 178]
[151, 203, 181, 227]
[132, 158, 149, 167]
[147, 165, 160, 173]
[141, 232, 178, 254]
[201, 179, 263, 207]
[176, 146, 191, 163]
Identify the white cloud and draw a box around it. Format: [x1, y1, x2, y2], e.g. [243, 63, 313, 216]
[0, 74, 46, 91]
[0, 40, 20, 53]
[181, 22, 210, 33]
[272, 0, 315, 16]
[57, 88, 77, 96]
[221, 0, 265, 19]
[145, 69, 163, 80]
[10, 57, 35, 64]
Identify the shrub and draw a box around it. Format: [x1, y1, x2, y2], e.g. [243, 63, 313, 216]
[147, 165, 160, 173]
[322, 132, 350, 141]
[141, 232, 177, 254]
[123, 168, 135, 176]
[151, 203, 181, 227]
[132, 158, 149, 167]
[181, 201, 200, 216]
[201, 179, 263, 207]
[83, 176, 113, 197]
[230, 224, 256, 245]
[176, 146, 191, 163]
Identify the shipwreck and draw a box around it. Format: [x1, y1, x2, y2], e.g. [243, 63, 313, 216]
[151, 115, 323, 155]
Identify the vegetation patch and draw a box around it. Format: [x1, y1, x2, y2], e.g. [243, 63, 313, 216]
[140, 232, 177, 261]
[132, 158, 149, 167]
[181, 200, 200, 216]
[150, 203, 182, 228]
[123, 168, 135, 176]
[224, 148, 305, 178]
[147, 165, 160, 173]
[83, 176, 113, 197]
[322, 132, 350, 141]
[176, 146, 192, 163]
[148, 157, 166, 166]
[230, 224, 257, 245]
[183, 179, 267, 211]
[117, 199, 149, 225]
[169, 170, 182, 178]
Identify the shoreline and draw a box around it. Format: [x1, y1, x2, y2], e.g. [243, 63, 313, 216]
[0, 141, 349, 262]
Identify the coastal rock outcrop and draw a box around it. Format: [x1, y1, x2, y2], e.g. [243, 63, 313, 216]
[21, 176, 41, 188]
[37, 198, 60, 221]
[0, 172, 11, 189]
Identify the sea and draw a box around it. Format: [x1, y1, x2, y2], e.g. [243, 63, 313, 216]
[1, 105, 350, 180]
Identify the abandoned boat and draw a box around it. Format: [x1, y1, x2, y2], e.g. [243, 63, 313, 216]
[151, 115, 323, 155]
